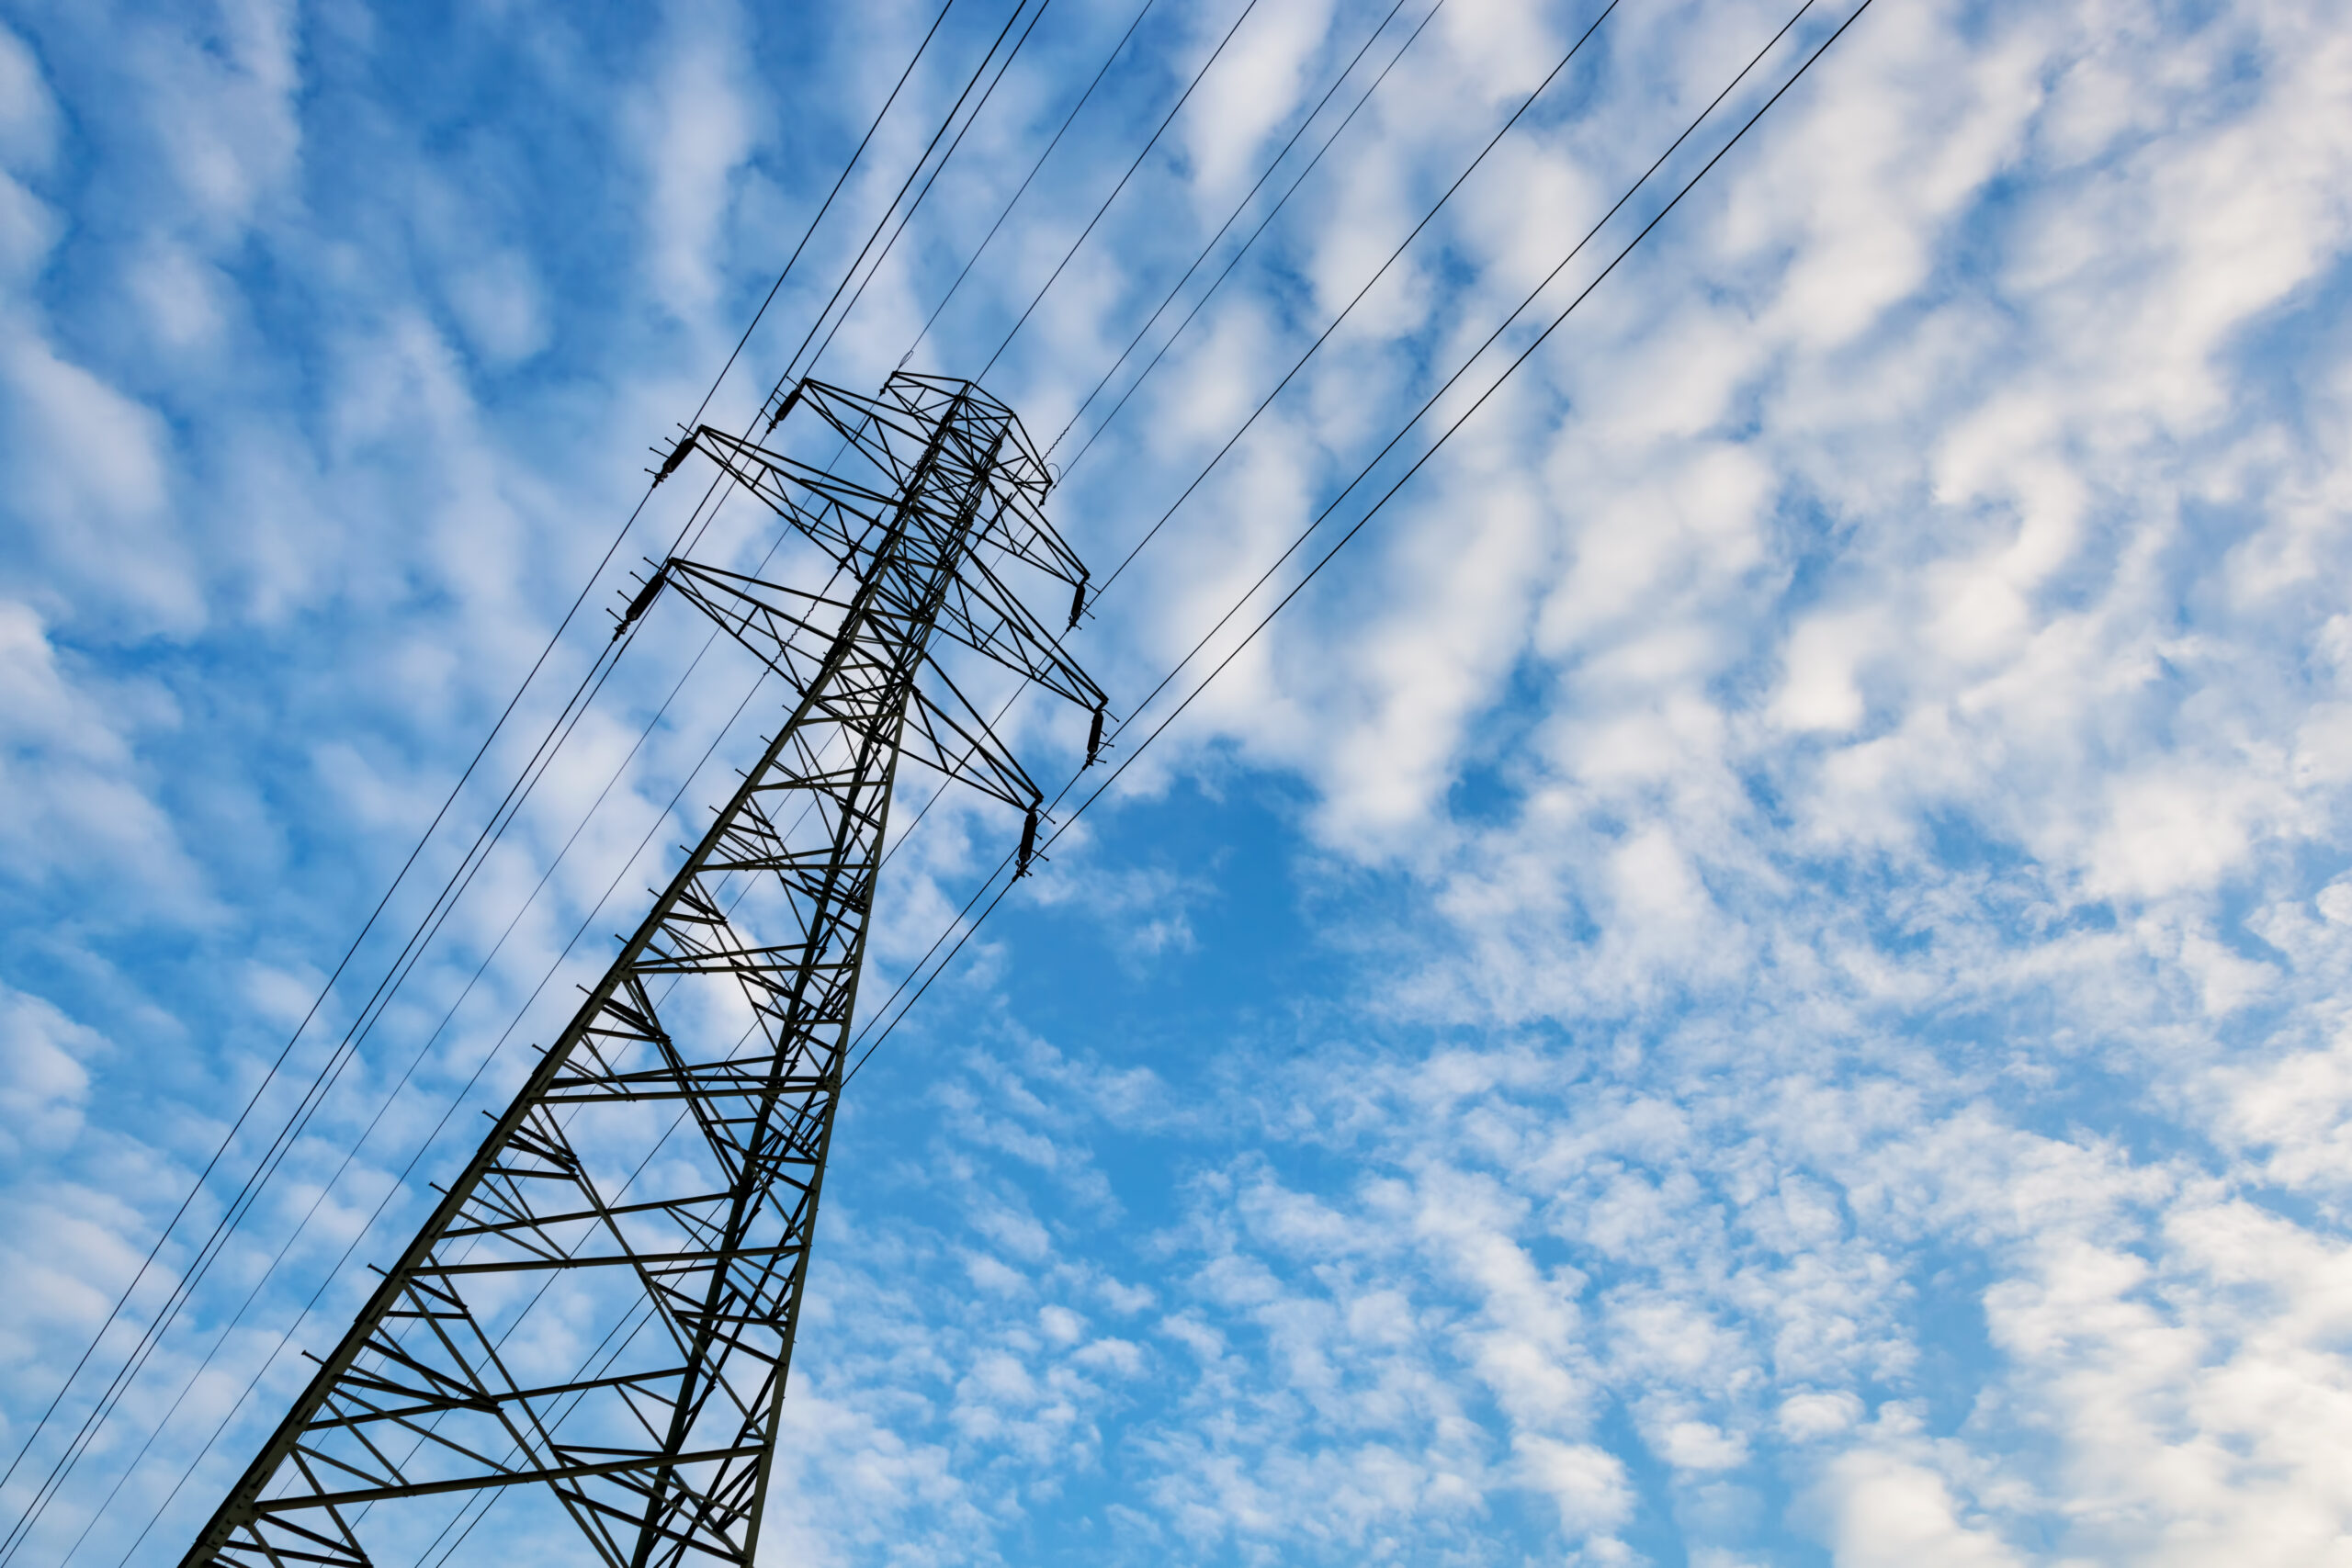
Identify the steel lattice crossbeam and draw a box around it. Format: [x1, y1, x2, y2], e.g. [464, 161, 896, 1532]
[183, 375, 1102, 1568]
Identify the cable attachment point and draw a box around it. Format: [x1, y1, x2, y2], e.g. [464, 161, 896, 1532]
[1067, 571, 1089, 631]
[1085, 703, 1106, 768]
[1015, 807, 1041, 879]
[766, 381, 807, 433]
[649, 428, 698, 487]
[611, 560, 671, 641]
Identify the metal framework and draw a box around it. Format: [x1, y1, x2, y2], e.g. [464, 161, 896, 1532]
[183, 374, 1103, 1568]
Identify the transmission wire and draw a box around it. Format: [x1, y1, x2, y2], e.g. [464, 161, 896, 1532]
[775, 0, 1042, 390]
[690, 0, 963, 437]
[869, 0, 1439, 877]
[839, 0, 1629, 1049]
[1088, 0, 1623, 606]
[797, 0, 1062, 384]
[1101, 0, 1824, 760]
[976, 0, 1268, 379]
[1043, 0, 1434, 461]
[846, 0, 1874, 1089]
[69, 4, 1046, 1533]
[899, 0, 1161, 373]
[0, 6, 962, 1558]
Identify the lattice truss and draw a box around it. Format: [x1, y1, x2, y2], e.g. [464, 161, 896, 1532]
[187, 376, 1104, 1568]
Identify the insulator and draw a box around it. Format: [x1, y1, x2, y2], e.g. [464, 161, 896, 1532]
[1016, 806, 1040, 877]
[1068, 574, 1088, 631]
[612, 566, 670, 641]
[1086, 703, 1105, 767]
[650, 429, 698, 486]
[767, 380, 806, 433]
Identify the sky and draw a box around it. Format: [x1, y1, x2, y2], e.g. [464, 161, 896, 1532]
[2, 0, 2351, 1563]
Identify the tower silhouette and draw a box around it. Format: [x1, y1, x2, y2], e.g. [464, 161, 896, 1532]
[185, 374, 1102, 1568]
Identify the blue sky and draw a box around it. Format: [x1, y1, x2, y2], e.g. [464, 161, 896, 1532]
[5, 0, 2352, 1563]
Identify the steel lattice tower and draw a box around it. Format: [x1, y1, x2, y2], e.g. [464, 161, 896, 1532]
[183, 374, 1103, 1568]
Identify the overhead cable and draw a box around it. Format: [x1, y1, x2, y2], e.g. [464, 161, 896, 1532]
[798, 0, 1067, 383]
[870, 0, 1442, 877]
[977, 0, 1268, 378]
[1044, 0, 1442, 463]
[846, 0, 1877, 1088]
[776, 0, 1045, 389]
[899, 0, 1163, 372]
[1089, 0, 1623, 602]
[838, 0, 1636, 1051]
[0, 6, 965, 1557]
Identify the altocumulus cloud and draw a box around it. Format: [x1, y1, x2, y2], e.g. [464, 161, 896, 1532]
[3, 0, 2351, 1564]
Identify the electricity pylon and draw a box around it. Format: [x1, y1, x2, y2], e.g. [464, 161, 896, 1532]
[183, 374, 1104, 1568]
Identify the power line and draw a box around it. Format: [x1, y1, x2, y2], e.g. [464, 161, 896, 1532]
[1090, 0, 1623, 602]
[655, 0, 1040, 578]
[1103, 0, 1824, 755]
[833, 0, 1634, 1055]
[48, 6, 1073, 1539]
[865, 0, 1445, 882]
[797, 0, 1063, 383]
[977, 0, 1267, 378]
[0, 7, 967, 1557]
[900, 0, 1162, 372]
[687, 0, 963, 436]
[1044, 0, 1438, 462]
[846, 0, 1875, 1089]
[775, 0, 1043, 389]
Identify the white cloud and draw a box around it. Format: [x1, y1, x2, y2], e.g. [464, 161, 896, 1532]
[1180, 0, 1339, 203]
[630, 0, 761, 317]
[443, 247, 550, 367]
[126, 0, 303, 238]
[0, 333, 196, 633]
[0, 602, 204, 909]
[0, 983, 106, 1161]
[0, 24, 57, 173]
[1808, 1438, 2022, 1568]
[1515, 1432, 1634, 1536]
